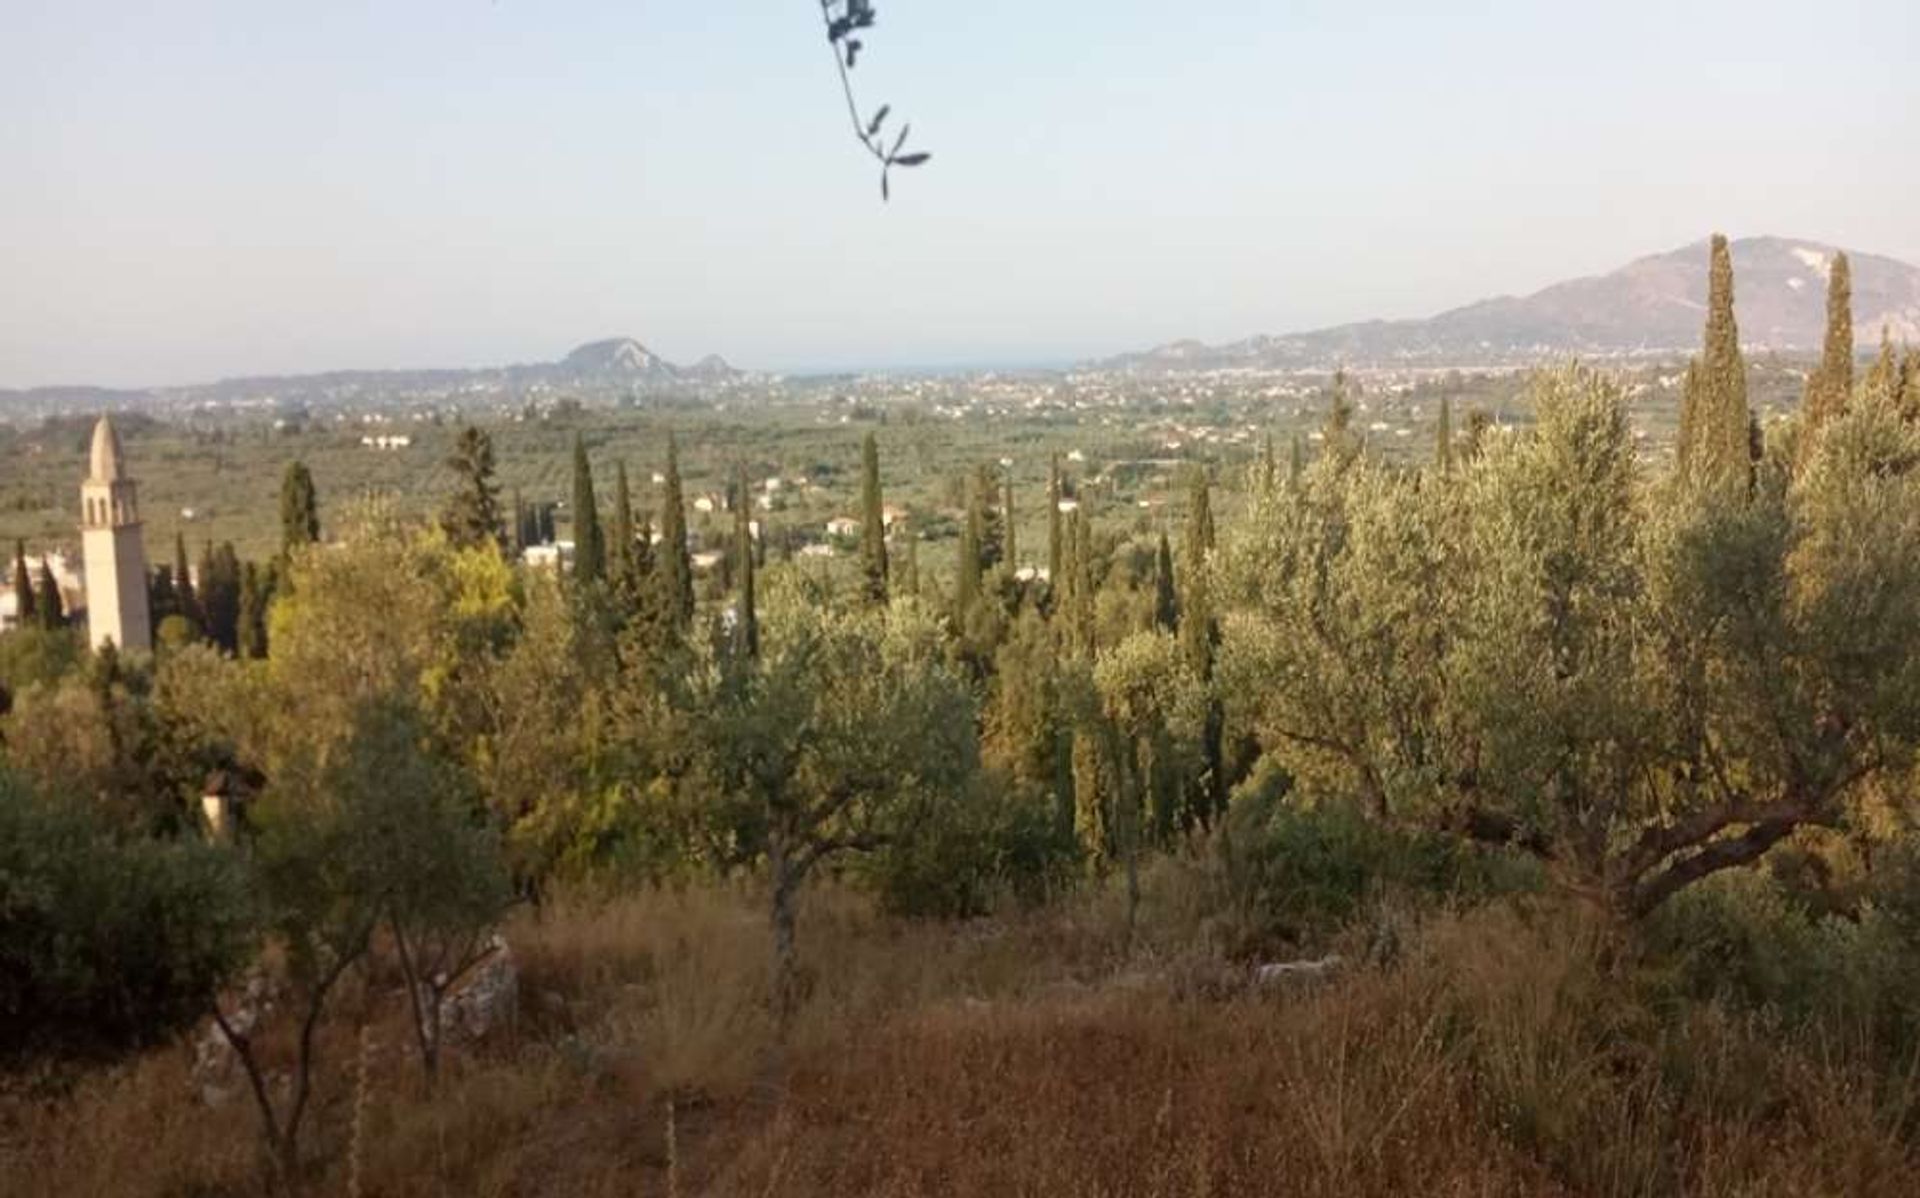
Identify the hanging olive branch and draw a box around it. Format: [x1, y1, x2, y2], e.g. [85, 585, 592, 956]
[819, 0, 930, 200]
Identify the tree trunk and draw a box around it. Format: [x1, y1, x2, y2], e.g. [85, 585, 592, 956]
[769, 838, 801, 1032]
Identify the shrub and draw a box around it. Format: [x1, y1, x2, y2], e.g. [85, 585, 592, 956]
[1218, 767, 1540, 953]
[863, 779, 1080, 919]
[0, 771, 252, 1067]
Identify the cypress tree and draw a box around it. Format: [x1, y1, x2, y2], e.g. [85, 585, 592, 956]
[35, 560, 65, 629]
[657, 432, 694, 632]
[150, 565, 179, 625]
[1259, 431, 1278, 493]
[1187, 468, 1215, 556]
[1902, 348, 1920, 422]
[901, 514, 920, 598]
[278, 461, 319, 555]
[1677, 359, 1701, 471]
[1182, 469, 1224, 826]
[1323, 369, 1358, 464]
[957, 482, 983, 620]
[971, 464, 1004, 572]
[174, 533, 199, 630]
[1070, 508, 1096, 659]
[1152, 531, 1177, 630]
[1865, 326, 1899, 406]
[201, 542, 241, 653]
[12, 541, 36, 623]
[1802, 251, 1854, 446]
[611, 460, 639, 596]
[569, 434, 604, 582]
[733, 466, 759, 659]
[1434, 396, 1453, 472]
[1003, 468, 1018, 574]
[1684, 233, 1751, 490]
[441, 425, 503, 549]
[1288, 433, 1306, 489]
[238, 562, 267, 660]
[510, 487, 527, 551]
[1047, 453, 1064, 591]
[858, 431, 888, 605]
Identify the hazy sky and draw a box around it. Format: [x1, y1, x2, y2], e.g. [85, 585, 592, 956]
[3, 1, 1917, 387]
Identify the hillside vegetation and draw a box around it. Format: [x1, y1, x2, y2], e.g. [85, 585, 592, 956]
[6, 238, 1920, 1195]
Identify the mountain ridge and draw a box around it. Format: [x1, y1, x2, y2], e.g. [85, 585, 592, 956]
[1100, 236, 1920, 372]
[0, 337, 744, 409]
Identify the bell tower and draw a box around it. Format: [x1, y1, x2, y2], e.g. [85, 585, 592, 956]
[80, 415, 152, 654]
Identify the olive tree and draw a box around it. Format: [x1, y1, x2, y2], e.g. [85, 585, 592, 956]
[678, 579, 977, 1020]
[1218, 365, 1920, 918]
[1091, 629, 1205, 950]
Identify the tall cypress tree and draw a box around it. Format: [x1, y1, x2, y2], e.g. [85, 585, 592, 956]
[901, 514, 920, 598]
[611, 460, 639, 597]
[1047, 453, 1064, 591]
[570, 433, 604, 582]
[957, 481, 983, 620]
[1681, 234, 1751, 490]
[279, 461, 320, 555]
[1677, 359, 1701, 470]
[442, 425, 503, 549]
[1288, 433, 1306, 489]
[733, 466, 759, 660]
[201, 542, 241, 653]
[1434, 396, 1453, 472]
[858, 431, 888, 605]
[1183, 467, 1225, 825]
[1003, 467, 1017, 574]
[1901, 348, 1920, 421]
[1803, 251, 1854, 447]
[1865, 326, 1899, 406]
[35, 560, 65, 629]
[174, 533, 199, 630]
[1152, 531, 1177, 631]
[1706, 234, 1752, 480]
[657, 432, 694, 632]
[238, 563, 267, 660]
[12, 541, 36, 624]
[1069, 508, 1096, 659]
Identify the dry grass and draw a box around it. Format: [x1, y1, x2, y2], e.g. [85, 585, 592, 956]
[5, 879, 1920, 1197]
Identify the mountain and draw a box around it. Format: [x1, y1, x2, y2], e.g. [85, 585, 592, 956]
[0, 338, 745, 414]
[1102, 237, 1920, 372]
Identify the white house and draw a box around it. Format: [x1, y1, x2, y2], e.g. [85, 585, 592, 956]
[824, 516, 860, 538]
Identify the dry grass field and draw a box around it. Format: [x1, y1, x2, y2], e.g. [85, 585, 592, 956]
[6, 861, 1917, 1198]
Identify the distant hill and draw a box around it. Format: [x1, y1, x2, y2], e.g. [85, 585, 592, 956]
[0, 337, 744, 413]
[1101, 237, 1920, 372]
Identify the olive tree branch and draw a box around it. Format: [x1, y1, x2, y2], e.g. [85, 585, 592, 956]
[817, 0, 930, 200]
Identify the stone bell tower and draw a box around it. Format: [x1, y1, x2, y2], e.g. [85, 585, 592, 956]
[80, 414, 152, 654]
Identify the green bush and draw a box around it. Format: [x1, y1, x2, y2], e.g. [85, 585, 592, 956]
[1218, 765, 1540, 952]
[1643, 842, 1920, 1053]
[0, 771, 253, 1067]
[864, 779, 1080, 919]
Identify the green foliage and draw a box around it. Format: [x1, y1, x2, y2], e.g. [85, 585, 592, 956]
[1219, 362, 1920, 917]
[569, 433, 604, 582]
[657, 432, 695, 633]
[1800, 250, 1854, 452]
[1217, 775, 1539, 953]
[441, 425, 504, 550]
[864, 777, 1079, 918]
[0, 771, 252, 1066]
[11, 540, 35, 624]
[859, 431, 888, 605]
[278, 460, 320, 554]
[1677, 234, 1751, 491]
